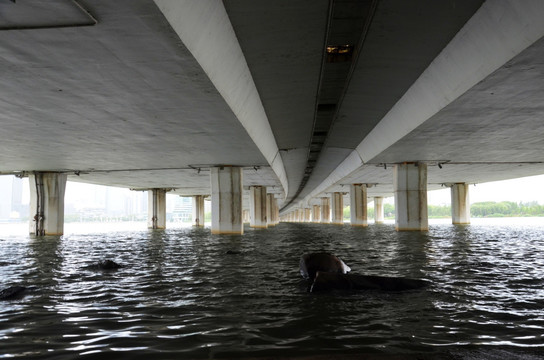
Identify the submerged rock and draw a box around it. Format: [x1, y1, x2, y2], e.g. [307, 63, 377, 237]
[225, 250, 241, 255]
[0, 286, 35, 300]
[86, 259, 123, 271]
[97, 259, 123, 270]
[299, 252, 351, 280]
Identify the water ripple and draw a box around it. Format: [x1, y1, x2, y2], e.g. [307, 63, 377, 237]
[1, 220, 544, 358]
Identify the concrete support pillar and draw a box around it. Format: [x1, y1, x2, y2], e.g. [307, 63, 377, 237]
[331, 192, 344, 225]
[451, 183, 470, 224]
[374, 196, 385, 224]
[273, 197, 279, 225]
[148, 189, 167, 229]
[394, 163, 428, 231]
[350, 184, 368, 227]
[304, 208, 311, 222]
[249, 185, 267, 228]
[320, 197, 330, 224]
[192, 195, 205, 227]
[296, 208, 302, 222]
[312, 205, 320, 223]
[211, 166, 243, 234]
[242, 209, 250, 223]
[29, 172, 67, 236]
[266, 193, 274, 227]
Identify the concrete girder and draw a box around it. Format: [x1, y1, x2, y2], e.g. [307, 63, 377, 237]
[154, 0, 288, 201]
[292, 0, 544, 213]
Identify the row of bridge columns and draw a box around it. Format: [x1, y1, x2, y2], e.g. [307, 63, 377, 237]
[26, 166, 280, 236]
[280, 163, 470, 231]
[144, 167, 280, 234]
[25, 163, 469, 235]
[281, 194, 385, 225]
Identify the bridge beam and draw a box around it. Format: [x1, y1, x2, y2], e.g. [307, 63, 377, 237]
[451, 183, 470, 225]
[211, 166, 243, 234]
[394, 163, 428, 231]
[29, 172, 67, 236]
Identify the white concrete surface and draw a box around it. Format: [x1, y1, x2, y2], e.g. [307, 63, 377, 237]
[249, 185, 267, 228]
[192, 195, 205, 227]
[451, 183, 471, 225]
[28, 173, 67, 236]
[350, 184, 368, 227]
[154, 0, 288, 201]
[320, 198, 330, 224]
[211, 167, 243, 234]
[374, 197, 385, 224]
[1, 1, 544, 225]
[331, 192, 343, 225]
[394, 163, 428, 231]
[147, 189, 167, 229]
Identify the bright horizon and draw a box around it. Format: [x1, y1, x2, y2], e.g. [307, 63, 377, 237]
[60, 173, 544, 208]
[426, 174, 544, 206]
[3, 173, 544, 213]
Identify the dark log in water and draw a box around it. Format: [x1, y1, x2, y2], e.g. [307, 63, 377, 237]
[310, 271, 430, 292]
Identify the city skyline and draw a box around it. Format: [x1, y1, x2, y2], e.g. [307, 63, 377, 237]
[0, 174, 543, 221]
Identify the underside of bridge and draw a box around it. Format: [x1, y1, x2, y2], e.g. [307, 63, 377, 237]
[1, 0, 544, 224]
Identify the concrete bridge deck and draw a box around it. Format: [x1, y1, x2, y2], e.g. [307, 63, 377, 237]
[1, 0, 543, 228]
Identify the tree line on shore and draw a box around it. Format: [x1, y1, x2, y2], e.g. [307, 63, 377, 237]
[344, 201, 544, 219]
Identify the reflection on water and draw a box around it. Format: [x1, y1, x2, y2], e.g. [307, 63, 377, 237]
[1, 219, 544, 358]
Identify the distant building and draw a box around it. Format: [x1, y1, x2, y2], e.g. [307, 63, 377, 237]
[0, 176, 24, 221]
[171, 196, 192, 222]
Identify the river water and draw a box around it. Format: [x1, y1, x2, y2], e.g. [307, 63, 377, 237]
[1, 219, 544, 359]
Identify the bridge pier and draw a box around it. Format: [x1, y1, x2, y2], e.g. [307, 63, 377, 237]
[451, 183, 470, 224]
[303, 208, 311, 222]
[211, 166, 243, 234]
[266, 194, 274, 227]
[374, 196, 385, 224]
[350, 184, 368, 227]
[242, 209, 250, 223]
[249, 185, 267, 228]
[312, 205, 320, 223]
[148, 189, 167, 229]
[29, 172, 67, 236]
[192, 195, 205, 227]
[320, 197, 330, 223]
[272, 197, 279, 225]
[394, 163, 428, 231]
[331, 192, 344, 225]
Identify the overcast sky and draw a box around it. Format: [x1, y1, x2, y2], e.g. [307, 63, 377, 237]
[62, 174, 544, 207]
[14, 173, 544, 208]
[426, 174, 544, 206]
